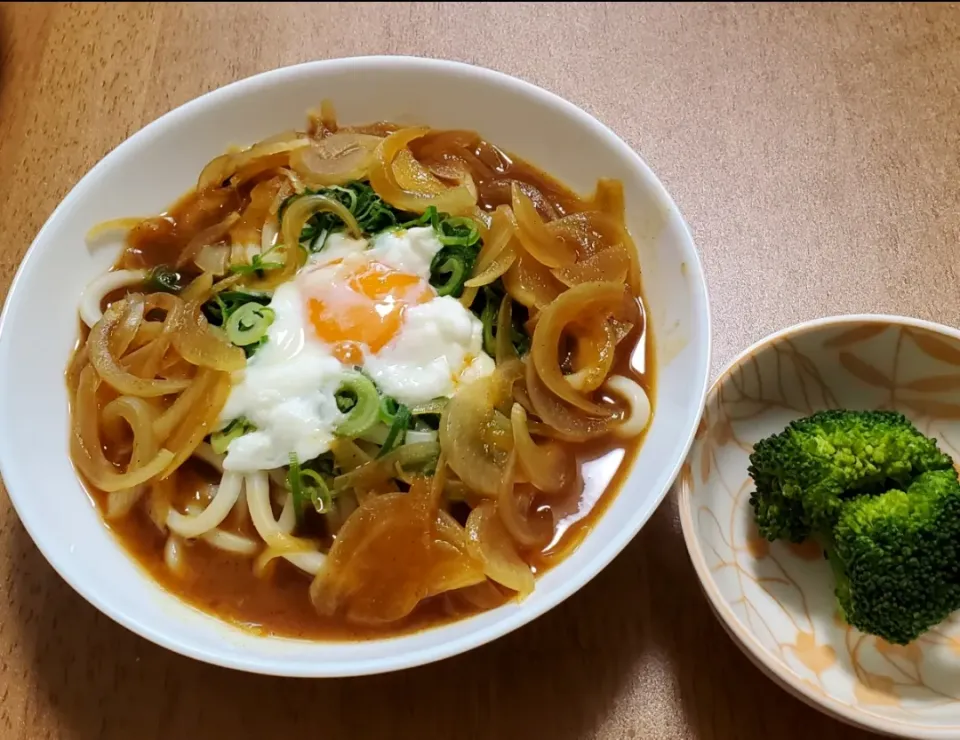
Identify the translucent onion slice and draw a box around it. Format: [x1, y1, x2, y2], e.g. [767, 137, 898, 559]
[531, 281, 628, 415]
[440, 360, 523, 496]
[197, 136, 310, 191]
[495, 449, 553, 549]
[172, 301, 246, 372]
[332, 441, 440, 494]
[101, 395, 160, 520]
[495, 294, 517, 365]
[309, 479, 485, 625]
[157, 368, 232, 479]
[525, 356, 617, 441]
[510, 404, 571, 494]
[502, 252, 564, 310]
[466, 500, 535, 597]
[368, 127, 476, 215]
[71, 365, 175, 492]
[290, 132, 383, 187]
[511, 182, 576, 267]
[564, 319, 619, 393]
[88, 301, 190, 397]
[176, 212, 240, 269]
[552, 246, 630, 287]
[463, 243, 516, 288]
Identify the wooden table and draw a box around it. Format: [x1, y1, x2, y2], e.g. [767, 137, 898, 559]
[2, 3, 957, 738]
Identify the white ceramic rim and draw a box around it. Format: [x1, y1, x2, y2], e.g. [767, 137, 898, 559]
[678, 313, 960, 739]
[0, 56, 711, 676]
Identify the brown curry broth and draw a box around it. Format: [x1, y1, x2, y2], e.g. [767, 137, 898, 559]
[82, 126, 656, 639]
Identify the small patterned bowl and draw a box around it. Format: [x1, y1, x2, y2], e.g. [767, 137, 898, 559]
[679, 315, 960, 738]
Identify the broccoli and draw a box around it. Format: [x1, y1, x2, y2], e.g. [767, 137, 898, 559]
[748, 410, 953, 541]
[830, 470, 960, 644]
[747, 409, 960, 644]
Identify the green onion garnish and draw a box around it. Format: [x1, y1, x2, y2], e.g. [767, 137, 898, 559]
[379, 396, 401, 425]
[225, 303, 275, 347]
[378, 404, 411, 458]
[229, 252, 284, 276]
[481, 291, 499, 357]
[287, 452, 307, 525]
[287, 453, 334, 525]
[429, 244, 476, 298]
[334, 372, 380, 437]
[437, 216, 480, 247]
[210, 417, 256, 454]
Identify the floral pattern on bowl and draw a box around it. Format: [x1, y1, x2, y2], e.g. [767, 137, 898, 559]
[678, 315, 960, 739]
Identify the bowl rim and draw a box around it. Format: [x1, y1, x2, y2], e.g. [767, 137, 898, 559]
[0, 56, 711, 676]
[678, 312, 960, 738]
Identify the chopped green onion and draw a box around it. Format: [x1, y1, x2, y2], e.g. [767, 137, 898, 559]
[225, 303, 275, 347]
[429, 245, 476, 298]
[437, 216, 480, 247]
[481, 292, 499, 357]
[300, 469, 333, 513]
[379, 396, 401, 425]
[378, 404, 411, 458]
[202, 290, 271, 326]
[334, 372, 381, 437]
[229, 252, 284, 276]
[287, 452, 307, 526]
[211, 417, 256, 455]
[146, 265, 182, 294]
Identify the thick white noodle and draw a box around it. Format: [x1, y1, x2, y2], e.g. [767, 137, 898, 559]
[164, 535, 185, 575]
[79, 269, 147, 327]
[245, 472, 314, 554]
[247, 473, 326, 575]
[166, 471, 242, 538]
[604, 374, 652, 439]
[405, 429, 438, 445]
[201, 529, 259, 556]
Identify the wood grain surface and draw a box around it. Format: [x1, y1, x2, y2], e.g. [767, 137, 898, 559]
[2, 3, 958, 738]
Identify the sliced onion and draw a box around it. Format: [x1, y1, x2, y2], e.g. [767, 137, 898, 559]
[88, 302, 190, 397]
[510, 404, 571, 494]
[333, 441, 439, 494]
[172, 301, 246, 372]
[176, 212, 240, 269]
[495, 294, 517, 365]
[440, 360, 522, 496]
[71, 365, 175, 492]
[495, 449, 553, 549]
[525, 356, 616, 441]
[511, 182, 575, 267]
[368, 127, 476, 215]
[552, 246, 630, 287]
[194, 244, 231, 275]
[179, 272, 214, 303]
[157, 368, 232, 478]
[290, 132, 383, 187]
[564, 319, 619, 393]
[502, 253, 564, 310]
[309, 480, 484, 624]
[197, 136, 310, 191]
[532, 281, 628, 415]
[466, 501, 534, 597]
[86, 218, 144, 242]
[79, 269, 147, 327]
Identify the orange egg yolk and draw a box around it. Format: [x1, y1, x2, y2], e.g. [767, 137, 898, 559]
[307, 261, 433, 362]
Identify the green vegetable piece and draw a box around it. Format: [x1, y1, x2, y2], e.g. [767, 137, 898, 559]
[225, 303, 275, 347]
[378, 404, 411, 458]
[830, 469, 960, 644]
[429, 244, 476, 297]
[748, 409, 954, 541]
[334, 372, 380, 437]
[210, 417, 256, 455]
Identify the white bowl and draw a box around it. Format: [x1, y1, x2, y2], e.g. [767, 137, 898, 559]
[679, 315, 960, 738]
[0, 57, 710, 677]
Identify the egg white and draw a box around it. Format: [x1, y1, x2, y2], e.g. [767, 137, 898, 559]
[219, 227, 494, 472]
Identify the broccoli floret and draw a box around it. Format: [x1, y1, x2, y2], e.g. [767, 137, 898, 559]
[829, 469, 960, 645]
[748, 410, 953, 541]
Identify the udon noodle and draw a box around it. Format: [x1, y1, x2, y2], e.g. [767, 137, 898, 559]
[67, 101, 655, 637]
